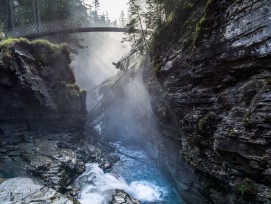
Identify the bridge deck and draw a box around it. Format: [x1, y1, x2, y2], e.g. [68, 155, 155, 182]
[23, 27, 138, 39]
[4, 19, 141, 39]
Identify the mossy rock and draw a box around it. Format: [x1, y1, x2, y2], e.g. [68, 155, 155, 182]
[0, 38, 70, 65]
[60, 81, 86, 100]
[198, 112, 216, 132]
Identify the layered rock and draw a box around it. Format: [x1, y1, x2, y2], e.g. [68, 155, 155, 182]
[0, 39, 90, 196]
[0, 38, 86, 134]
[110, 190, 140, 204]
[145, 0, 271, 203]
[0, 177, 78, 204]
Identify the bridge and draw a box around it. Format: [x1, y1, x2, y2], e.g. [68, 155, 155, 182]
[4, 18, 137, 39]
[3, 0, 140, 39]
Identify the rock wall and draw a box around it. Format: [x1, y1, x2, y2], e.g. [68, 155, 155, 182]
[0, 39, 87, 134]
[0, 39, 90, 194]
[145, 0, 271, 203]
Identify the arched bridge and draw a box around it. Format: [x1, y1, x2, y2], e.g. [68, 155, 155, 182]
[4, 19, 139, 39]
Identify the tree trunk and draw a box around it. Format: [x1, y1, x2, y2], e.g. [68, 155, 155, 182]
[32, 0, 41, 32]
[5, 0, 15, 29]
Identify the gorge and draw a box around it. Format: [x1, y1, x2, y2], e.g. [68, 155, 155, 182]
[0, 0, 271, 204]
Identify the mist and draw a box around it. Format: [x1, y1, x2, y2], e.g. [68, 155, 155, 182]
[70, 30, 179, 204]
[71, 32, 130, 110]
[71, 33, 129, 88]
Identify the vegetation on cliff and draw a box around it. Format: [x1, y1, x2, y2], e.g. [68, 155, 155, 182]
[0, 0, 110, 53]
[0, 38, 70, 63]
[0, 37, 86, 118]
[145, 0, 271, 203]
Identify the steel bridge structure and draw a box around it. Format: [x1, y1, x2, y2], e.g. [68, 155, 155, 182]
[4, 18, 133, 39]
[3, 0, 138, 38]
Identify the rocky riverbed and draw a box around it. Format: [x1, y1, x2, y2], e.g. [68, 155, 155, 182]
[0, 39, 117, 203]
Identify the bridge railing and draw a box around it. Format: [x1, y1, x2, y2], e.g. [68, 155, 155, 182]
[4, 18, 129, 38]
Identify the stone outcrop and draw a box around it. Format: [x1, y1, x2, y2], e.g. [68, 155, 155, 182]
[110, 190, 140, 204]
[0, 38, 117, 200]
[0, 39, 87, 134]
[144, 0, 271, 203]
[0, 39, 90, 195]
[19, 139, 85, 192]
[0, 177, 78, 204]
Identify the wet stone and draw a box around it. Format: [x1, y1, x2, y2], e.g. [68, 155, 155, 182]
[110, 190, 140, 204]
[0, 177, 76, 204]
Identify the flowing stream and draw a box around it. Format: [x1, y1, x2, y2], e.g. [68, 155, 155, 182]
[76, 55, 183, 203]
[77, 140, 182, 204]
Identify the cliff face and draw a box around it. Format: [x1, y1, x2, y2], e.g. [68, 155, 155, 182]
[0, 39, 89, 193]
[0, 39, 86, 134]
[145, 0, 271, 203]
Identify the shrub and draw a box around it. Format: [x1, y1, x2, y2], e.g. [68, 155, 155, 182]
[235, 179, 258, 196]
[0, 23, 4, 42]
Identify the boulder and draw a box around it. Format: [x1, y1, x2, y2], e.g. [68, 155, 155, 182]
[110, 190, 140, 204]
[0, 177, 78, 204]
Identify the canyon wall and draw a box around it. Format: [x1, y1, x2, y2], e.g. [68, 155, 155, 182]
[144, 0, 271, 203]
[0, 39, 113, 196]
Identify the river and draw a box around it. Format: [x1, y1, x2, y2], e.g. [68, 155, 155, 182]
[76, 139, 182, 204]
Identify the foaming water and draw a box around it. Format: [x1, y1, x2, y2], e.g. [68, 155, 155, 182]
[77, 142, 181, 204]
[77, 163, 165, 204]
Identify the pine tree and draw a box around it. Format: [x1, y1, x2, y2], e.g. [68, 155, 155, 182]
[123, 0, 147, 53]
[120, 10, 125, 27]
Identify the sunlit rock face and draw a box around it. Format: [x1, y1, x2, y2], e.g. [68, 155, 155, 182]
[145, 0, 271, 203]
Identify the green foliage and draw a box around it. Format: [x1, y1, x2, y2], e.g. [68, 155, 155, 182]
[194, 0, 218, 45]
[123, 0, 186, 56]
[31, 39, 68, 53]
[242, 111, 251, 128]
[0, 0, 100, 53]
[198, 112, 216, 132]
[0, 38, 70, 65]
[202, 177, 226, 194]
[198, 117, 206, 131]
[265, 77, 271, 85]
[0, 23, 4, 42]
[194, 15, 206, 45]
[196, 16, 206, 34]
[0, 38, 26, 48]
[185, 2, 194, 8]
[0, 37, 67, 51]
[235, 179, 258, 197]
[206, 0, 216, 11]
[60, 81, 83, 98]
[0, 38, 28, 58]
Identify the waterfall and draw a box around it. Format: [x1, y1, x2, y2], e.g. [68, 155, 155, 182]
[77, 163, 166, 204]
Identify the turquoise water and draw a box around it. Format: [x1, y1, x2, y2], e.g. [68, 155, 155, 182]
[111, 142, 182, 204]
[0, 157, 29, 178]
[77, 141, 182, 204]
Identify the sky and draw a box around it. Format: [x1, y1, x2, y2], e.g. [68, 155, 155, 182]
[86, 0, 129, 20]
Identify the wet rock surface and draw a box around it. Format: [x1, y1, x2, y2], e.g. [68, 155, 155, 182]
[19, 139, 85, 192]
[145, 0, 271, 203]
[0, 40, 87, 134]
[0, 40, 87, 188]
[0, 177, 78, 204]
[110, 190, 140, 204]
[0, 40, 116, 202]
